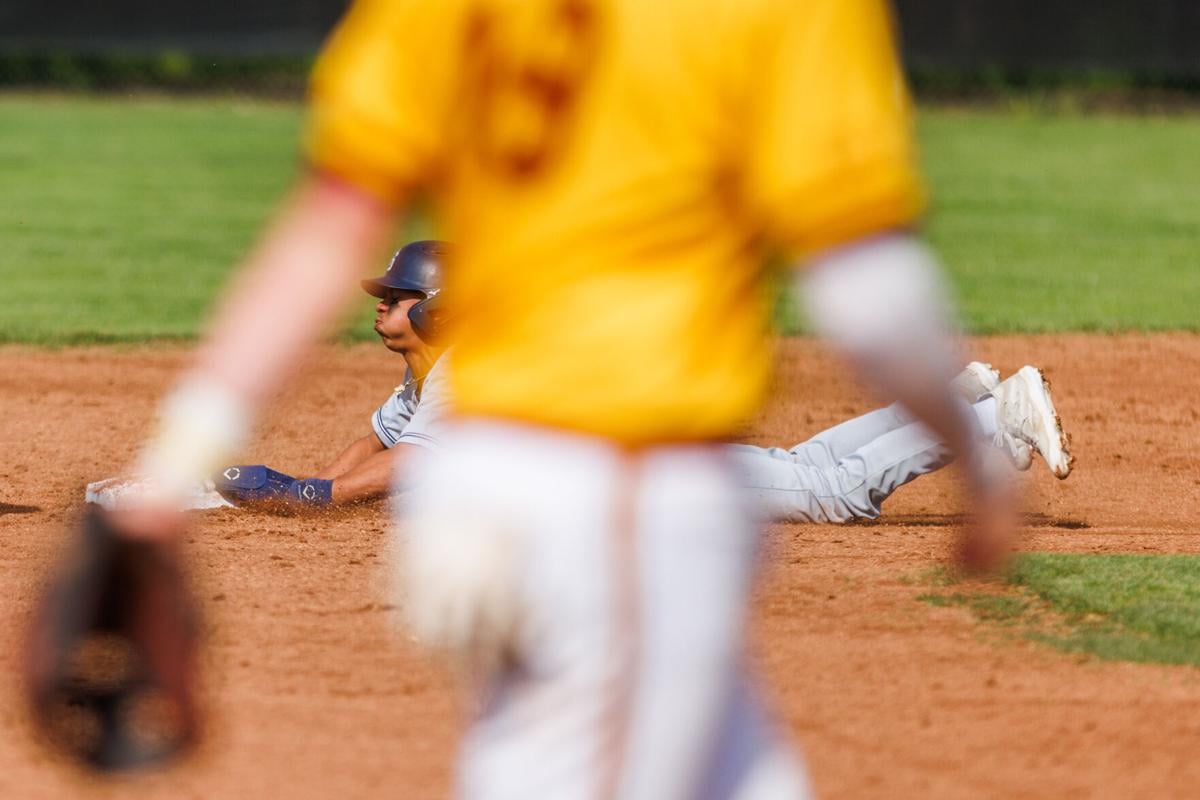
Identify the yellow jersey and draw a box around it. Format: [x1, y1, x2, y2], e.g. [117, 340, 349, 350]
[307, 0, 924, 443]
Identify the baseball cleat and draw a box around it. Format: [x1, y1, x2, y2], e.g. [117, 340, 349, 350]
[952, 362, 1031, 469]
[992, 365, 1074, 479]
[952, 361, 1001, 404]
[993, 430, 1034, 472]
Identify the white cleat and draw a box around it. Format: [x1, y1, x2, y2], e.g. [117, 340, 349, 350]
[992, 365, 1074, 479]
[953, 362, 1032, 470]
[952, 361, 1000, 403]
[993, 430, 1034, 472]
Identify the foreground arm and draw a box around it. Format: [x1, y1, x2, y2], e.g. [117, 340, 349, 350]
[133, 176, 397, 523]
[27, 176, 401, 770]
[25, 0, 444, 770]
[800, 234, 1016, 568]
[801, 235, 974, 475]
[195, 176, 394, 410]
[740, 0, 1017, 568]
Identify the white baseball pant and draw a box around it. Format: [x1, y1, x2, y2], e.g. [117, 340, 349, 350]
[397, 421, 811, 800]
[730, 399, 998, 524]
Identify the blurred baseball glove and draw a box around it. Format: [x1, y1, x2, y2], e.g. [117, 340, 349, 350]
[24, 505, 200, 771]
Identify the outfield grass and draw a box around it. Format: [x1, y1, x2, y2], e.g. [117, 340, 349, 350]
[920, 554, 1200, 667]
[2, 95, 1199, 342]
[922, 111, 1200, 332]
[1, 96, 302, 342]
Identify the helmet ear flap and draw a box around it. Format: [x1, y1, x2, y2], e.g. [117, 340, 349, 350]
[408, 293, 449, 343]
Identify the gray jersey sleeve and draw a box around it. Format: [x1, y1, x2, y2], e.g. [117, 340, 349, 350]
[395, 357, 449, 450]
[371, 370, 419, 448]
[370, 357, 450, 450]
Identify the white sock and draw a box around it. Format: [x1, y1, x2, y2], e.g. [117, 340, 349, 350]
[972, 396, 998, 438]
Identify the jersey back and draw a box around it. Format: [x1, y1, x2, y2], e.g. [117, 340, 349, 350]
[307, 0, 924, 443]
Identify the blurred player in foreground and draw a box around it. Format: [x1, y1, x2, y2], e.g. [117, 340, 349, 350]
[25, 0, 1041, 793]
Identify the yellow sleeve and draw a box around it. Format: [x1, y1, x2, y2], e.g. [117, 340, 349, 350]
[745, 0, 926, 255]
[304, 0, 460, 206]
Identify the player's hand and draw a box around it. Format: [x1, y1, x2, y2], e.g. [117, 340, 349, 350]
[24, 505, 200, 771]
[954, 473, 1021, 576]
[400, 503, 524, 675]
[211, 464, 296, 507]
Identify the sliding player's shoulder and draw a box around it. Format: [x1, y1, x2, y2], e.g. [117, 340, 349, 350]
[418, 354, 452, 406]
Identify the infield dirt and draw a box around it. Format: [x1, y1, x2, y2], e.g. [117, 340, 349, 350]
[1, 334, 1198, 799]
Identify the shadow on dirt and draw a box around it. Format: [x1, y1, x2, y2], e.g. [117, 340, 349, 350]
[851, 512, 1090, 530]
[0, 502, 42, 516]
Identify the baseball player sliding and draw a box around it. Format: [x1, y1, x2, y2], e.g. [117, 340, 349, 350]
[24, 0, 1050, 795]
[214, 241, 1073, 521]
[212, 241, 456, 508]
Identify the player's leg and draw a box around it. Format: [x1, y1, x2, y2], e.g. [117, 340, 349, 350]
[771, 404, 910, 470]
[614, 446, 811, 799]
[402, 422, 636, 800]
[694, 676, 812, 800]
[728, 419, 952, 523]
[403, 426, 808, 799]
[768, 361, 1000, 471]
[729, 395, 1021, 523]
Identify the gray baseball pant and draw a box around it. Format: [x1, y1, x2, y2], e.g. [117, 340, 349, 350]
[728, 403, 955, 524]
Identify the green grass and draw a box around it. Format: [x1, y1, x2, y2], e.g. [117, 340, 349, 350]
[916, 591, 1031, 623]
[922, 111, 1200, 332]
[919, 553, 1200, 667]
[2, 95, 1199, 342]
[0, 96, 302, 342]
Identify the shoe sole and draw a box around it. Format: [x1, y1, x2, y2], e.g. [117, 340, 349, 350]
[1017, 365, 1073, 479]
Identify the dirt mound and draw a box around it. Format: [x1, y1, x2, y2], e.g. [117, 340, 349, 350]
[1, 334, 1197, 798]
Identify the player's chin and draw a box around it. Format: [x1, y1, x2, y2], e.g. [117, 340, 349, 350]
[381, 339, 408, 355]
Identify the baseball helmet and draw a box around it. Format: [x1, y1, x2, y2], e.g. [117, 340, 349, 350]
[361, 240, 452, 342]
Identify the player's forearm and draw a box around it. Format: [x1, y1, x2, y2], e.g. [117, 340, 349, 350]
[194, 177, 395, 407]
[330, 445, 410, 505]
[799, 233, 984, 490]
[315, 434, 387, 480]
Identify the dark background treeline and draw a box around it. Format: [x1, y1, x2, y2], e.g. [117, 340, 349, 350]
[2, 0, 1198, 93]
